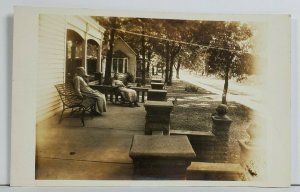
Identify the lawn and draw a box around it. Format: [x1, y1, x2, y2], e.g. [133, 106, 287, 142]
[167, 80, 254, 163]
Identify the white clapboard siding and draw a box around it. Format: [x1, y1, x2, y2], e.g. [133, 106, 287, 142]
[38, 104, 62, 122]
[36, 15, 66, 123]
[37, 58, 66, 66]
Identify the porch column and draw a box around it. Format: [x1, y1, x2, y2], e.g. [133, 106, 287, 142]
[97, 34, 103, 72]
[102, 57, 106, 75]
[97, 44, 101, 72]
[82, 23, 88, 68]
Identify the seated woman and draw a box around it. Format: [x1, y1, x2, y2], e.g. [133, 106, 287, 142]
[73, 67, 107, 115]
[112, 74, 139, 107]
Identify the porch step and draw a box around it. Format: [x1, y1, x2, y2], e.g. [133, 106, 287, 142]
[187, 162, 244, 181]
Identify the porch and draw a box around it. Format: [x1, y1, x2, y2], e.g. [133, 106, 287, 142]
[36, 102, 145, 180]
[36, 79, 249, 180]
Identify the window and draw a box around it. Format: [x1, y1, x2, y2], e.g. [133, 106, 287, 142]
[111, 58, 128, 73]
[125, 59, 128, 73]
[118, 59, 123, 73]
[113, 59, 118, 72]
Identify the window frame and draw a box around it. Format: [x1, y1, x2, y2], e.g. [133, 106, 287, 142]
[111, 57, 128, 73]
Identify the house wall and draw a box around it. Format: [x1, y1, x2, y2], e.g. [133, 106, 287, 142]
[36, 15, 67, 123]
[36, 15, 104, 123]
[113, 39, 137, 77]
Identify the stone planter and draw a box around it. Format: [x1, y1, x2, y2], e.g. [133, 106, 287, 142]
[211, 104, 232, 163]
[144, 101, 173, 135]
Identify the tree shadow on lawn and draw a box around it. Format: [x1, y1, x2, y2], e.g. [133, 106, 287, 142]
[167, 79, 255, 162]
[170, 99, 253, 163]
[166, 80, 215, 96]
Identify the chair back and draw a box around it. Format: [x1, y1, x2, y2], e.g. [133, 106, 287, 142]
[55, 83, 82, 107]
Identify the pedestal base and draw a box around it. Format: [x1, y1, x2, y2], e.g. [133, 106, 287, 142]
[129, 135, 196, 180]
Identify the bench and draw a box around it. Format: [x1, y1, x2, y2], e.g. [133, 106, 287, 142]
[55, 83, 96, 126]
[187, 162, 245, 180]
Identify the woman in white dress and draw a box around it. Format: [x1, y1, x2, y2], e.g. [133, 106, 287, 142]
[112, 74, 139, 107]
[73, 67, 107, 115]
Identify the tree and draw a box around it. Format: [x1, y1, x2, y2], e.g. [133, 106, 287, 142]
[178, 21, 254, 104]
[151, 19, 190, 85]
[116, 18, 200, 85]
[95, 17, 124, 84]
[119, 18, 159, 85]
[174, 56, 181, 79]
[205, 22, 254, 104]
[168, 43, 181, 84]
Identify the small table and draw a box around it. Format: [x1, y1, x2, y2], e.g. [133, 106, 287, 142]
[89, 84, 117, 102]
[151, 82, 165, 89]
[147, 89, 167, 101]
[130, 86, 149, 102]
[129, 135, 196, 179]
[151, 79, 163, 83]
[144, 100, 174, 112]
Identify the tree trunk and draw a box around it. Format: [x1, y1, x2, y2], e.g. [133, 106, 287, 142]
[141, 33, 146, 85]
[176, 57, 181, 79]
[168, 56, 175, 85]
[104, 29, 115, 85]
[168, 45, 181, 85]
[222, 63, 230, 104]
[164, 43, 170, 84]
[146, 50, 151, 74]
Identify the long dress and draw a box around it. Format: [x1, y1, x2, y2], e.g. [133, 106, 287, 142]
[73, 76, 107, 114]
[112, 79, 138, 103]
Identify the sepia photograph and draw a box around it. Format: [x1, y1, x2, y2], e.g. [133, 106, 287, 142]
[35, 14, 268, 181]
[10, 7, 291, 187]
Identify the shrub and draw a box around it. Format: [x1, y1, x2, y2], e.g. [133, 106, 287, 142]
[185, 85, 198, 93]
[123, 72, 134, 85]
[135, 77, 142, 87]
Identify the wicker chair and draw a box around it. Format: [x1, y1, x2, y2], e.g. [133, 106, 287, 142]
[55, 83, 96, 126]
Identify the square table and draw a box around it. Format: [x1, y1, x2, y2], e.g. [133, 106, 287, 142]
[151, 82, 165, 89]
[151, 79, 163, 83]
[130, 86, 149, 102]
[89, 84, 117, 102]
[147, 89, 167, 101]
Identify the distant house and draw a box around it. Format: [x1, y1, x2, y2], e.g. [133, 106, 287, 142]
[37, 15, 105, 123]
[102, 36, 137, 78]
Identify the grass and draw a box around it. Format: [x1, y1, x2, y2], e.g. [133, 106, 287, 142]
[167, 80, 254, 163]
[166, 80, 213, 97]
